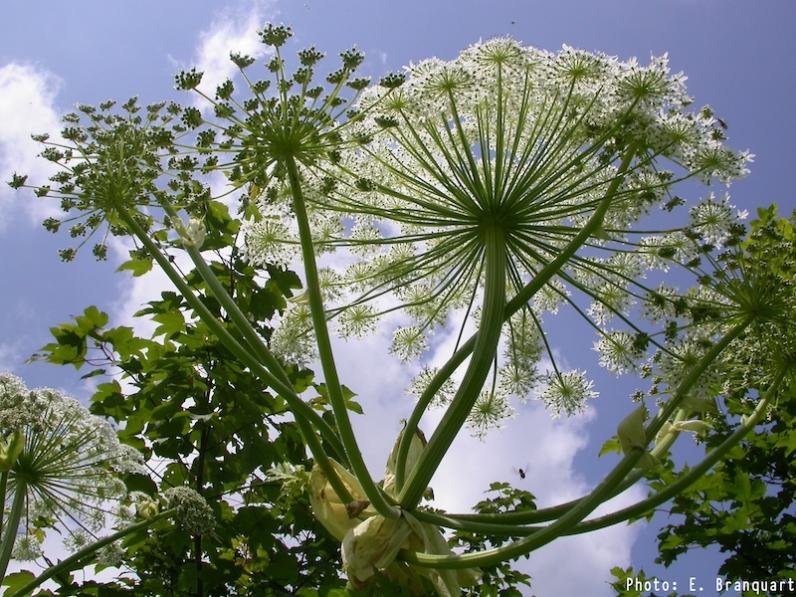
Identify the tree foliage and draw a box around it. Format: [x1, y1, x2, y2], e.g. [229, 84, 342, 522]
[26, 201, 350, 595]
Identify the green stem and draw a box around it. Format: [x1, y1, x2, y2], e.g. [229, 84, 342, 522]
[117, 209, 339, 449]
[0, 472, 7, 536]
[566, 369, 786, 536]
[164, 203, 299, 403]
[644, 319, 750, 440]
[395, 144, 637, 492]
[412, 374, 782, 537]
[117, 207, 353, 503]
[413, 409, 690, 531]
[0, 479, 26, 582]
[398, 224, 506, 509]
[285, 156, 399, 519]
[433, 319, 746, 526]
[398, 324, 745, 567]
[405, 446, 645, 569]
[7, 510, 172, 597]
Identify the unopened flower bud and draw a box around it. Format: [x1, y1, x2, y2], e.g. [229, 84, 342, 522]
[342, 515, 412, 587]
[179, 217, 206, 249]
[309, 458, 374, 541]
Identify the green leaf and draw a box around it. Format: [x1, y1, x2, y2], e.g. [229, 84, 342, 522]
[775, 430, 796, 456]
[598, 436, 621, 456]
[1, 570, 36, 592]
[151, 310, 186, 338]
[118, 255, 153, 276]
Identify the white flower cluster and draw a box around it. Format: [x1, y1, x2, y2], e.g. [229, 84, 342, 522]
[407, 366, 456, 408]
[538, 370, 598, 417]
[238, 37, 751, 434]
[164, 486, 215, 536]
[594, 332, 642, 376]
[1, 372, 144, 557]
[466, 390, 515, 440]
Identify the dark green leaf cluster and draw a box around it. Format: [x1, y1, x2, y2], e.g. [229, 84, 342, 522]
[650, 397, 796, 586]
[636, 208, 796, 594]
[29, 233, 354, 595]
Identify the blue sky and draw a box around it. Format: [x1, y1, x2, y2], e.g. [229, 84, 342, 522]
[1, 1, 795, 594]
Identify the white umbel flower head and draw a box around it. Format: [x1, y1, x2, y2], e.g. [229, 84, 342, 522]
[1, 373, 142, 557]
[278, 38, 750, 408]
[594, 331, 643, 375]
[539, 370, 598, 417]
[466, 390, 514, 439]
[164, 486, 215, 536]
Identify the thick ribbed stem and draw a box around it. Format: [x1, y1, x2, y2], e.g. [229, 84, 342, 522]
[0, 472, 7, 536]
[398, 224, 506, 509]
[398, 321, 747, 567]
[411, 373, 784, 537]
[0, 479, 26, 581]
[285, 156, 399, 519]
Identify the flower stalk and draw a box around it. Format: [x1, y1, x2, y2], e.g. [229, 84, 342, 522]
[398, 223, 506, 508]
[0, 479, 26, 581]
[286, 156, 400, 519]
[7, 510, 172, 597]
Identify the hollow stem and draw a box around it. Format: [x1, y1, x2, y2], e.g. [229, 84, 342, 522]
[404, 445, 645, 569]
[162, 204, 299, 396]
[644, 318, 750, 440]
[398, 320, 746, 567]
[0, 472, 7, 536]
[0, 479, 26, 582]
[430, 317, 747, 527]
[398, 223, 506, 509]
[285, 156, 399, 519]
[566, 368, 786, 535]
[411, 372, 784, 537]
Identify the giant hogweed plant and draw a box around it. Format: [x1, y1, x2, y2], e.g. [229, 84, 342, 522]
[9, 23, 795, 594]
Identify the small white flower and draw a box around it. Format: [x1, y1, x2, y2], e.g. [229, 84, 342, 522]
[337, 304, 377, 339]
[466, 391, 514, 440]
[538, 370, 598, 417]
[390, 326, 428, 362]
[594, 332, 642, 375]
[689, 192, 738, 246]
[242, 218, 297, 268]
[12, 534, 43, 561]
[407, 367, 456, 408]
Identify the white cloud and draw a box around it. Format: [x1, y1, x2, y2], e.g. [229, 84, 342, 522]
[188, 0, 275, 109]
[0, 342, 22, 372]
[0, 63, 64, 227]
